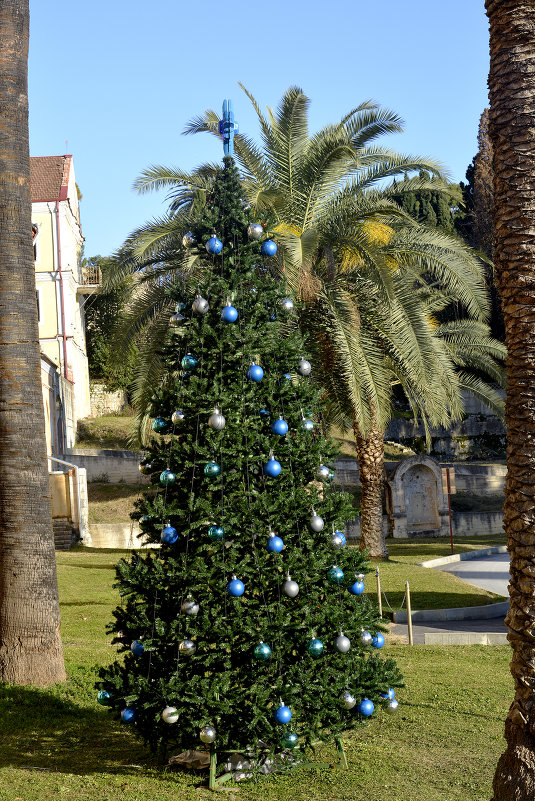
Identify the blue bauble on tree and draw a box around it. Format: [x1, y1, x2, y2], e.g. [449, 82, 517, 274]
[161, 524, 178, 545]
[253, 641, 272, 661]
[327, 566, 344, 585]
[266, 532, 284, 553]
[261, 239, 277, 257]
[358, 698, 374, 717]
[349, 574, 365, 595]
[152, 417, 168, 434]
[306, 637, 324, 657]
[271, 417, 288, 436]
[206, 235, 223, 254]
[227, 576, 245, 597]
[247, 363, 264, 382]
[121, 707, 136, 723]
[221, 303, 238, 323]
[372, 633, 385, 649]
[181, 354, 198, 371]
[159, 470, 176, 486]
[259, 408, 270, 418]
[264, 457, 282, 477]
[380, 688, 396, 700]
[274, 703, 292, 724]
[208, 524, 224, 541]
[204, 461, 221, 477]
[130, 639, 144, 657]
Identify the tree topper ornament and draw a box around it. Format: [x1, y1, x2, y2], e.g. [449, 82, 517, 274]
[219, 99, 239, 156]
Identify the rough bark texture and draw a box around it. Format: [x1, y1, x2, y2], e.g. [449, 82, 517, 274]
[353, 421, 387, 558]
[0, 1, 65, 684]
[487, 2, 535, 798]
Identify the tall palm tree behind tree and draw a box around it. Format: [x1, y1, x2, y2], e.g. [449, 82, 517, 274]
[486, 2, 535, 798]
[0, 0, 65, 684]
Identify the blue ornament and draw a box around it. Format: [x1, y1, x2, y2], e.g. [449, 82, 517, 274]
[264, 457, 282, 477]
[253, 641, 272, 661]
[301, 418, 314, 432]
[271, 417, 288, 436]
[380, 688, 396, 700]
[121, 707, 136, 723]
[208, 524, 224, 541]
[327, 566, 344, 585]
[349, 579, 365, 595]
[219, 98, 239, 156]
[247, 363, 264, 382]
[281, 373, 292, 382]
[227, 577, 245, 597]
[97, 690, 111, 706]
[161, 524, 178, 545]
[130, 639, 144, 657]
[152, 417, 168, 433]
[259, 408, 271, 418]
[372, 633, 385, 649]
[261, 239, 277, 257]
[307, 638, 324, 657]
[206, 235, 223, 254]
[358, 698, 374, 717]
[221, 304, 238, 323]
[266, 532, 284, 553]
[181, 354, 198, 371]
[204, 461, 221, 477]
[160, 470, 176, 486]
[274, 703, 292, 724]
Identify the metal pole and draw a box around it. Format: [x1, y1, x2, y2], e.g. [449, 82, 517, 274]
[405, 580, 414, 646]
[376, 567, 382, 618]
[446, 467, 454, 555]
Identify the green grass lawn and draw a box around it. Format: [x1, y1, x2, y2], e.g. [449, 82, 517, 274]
[0, 546, 512, 801]
[76, 414, 135, 450]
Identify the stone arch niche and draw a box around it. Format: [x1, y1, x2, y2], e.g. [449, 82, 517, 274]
[386, 455, 449, 538]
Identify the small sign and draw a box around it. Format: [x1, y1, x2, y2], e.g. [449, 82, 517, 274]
[441, 467, 456, 495]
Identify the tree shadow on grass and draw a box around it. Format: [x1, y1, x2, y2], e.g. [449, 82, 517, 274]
[0, 685, 157, 777]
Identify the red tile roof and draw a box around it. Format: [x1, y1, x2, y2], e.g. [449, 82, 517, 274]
[30, 155, 72, 202]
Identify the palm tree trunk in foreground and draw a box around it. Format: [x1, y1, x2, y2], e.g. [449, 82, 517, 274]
[487, 2, 535, 797]
[0, 1, 65, 684]
[353, 420, 387, 558]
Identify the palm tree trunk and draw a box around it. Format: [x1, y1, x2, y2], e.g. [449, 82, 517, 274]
[353, 419, 387, 558]
[486, 2, 535, 797]
[0, 1, 65, 684]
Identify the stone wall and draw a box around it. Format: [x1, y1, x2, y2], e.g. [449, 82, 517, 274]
[89, 382, 128, 416]
[66, 447, 148, 483]
[385, 413, 506, 461]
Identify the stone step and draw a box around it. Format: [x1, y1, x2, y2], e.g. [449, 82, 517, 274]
[53, 517, 76, 550]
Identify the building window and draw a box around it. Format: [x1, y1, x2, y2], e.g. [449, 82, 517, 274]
[36, 289, 41, 323]
[32, 223, 40, 263]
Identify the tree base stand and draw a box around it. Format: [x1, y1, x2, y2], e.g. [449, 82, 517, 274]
[206, 737, 348, 791]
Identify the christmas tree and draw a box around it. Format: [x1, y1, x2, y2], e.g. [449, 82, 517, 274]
[97, 108, 402, 783]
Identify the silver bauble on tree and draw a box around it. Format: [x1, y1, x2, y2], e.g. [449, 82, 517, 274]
[283, 574, 299, 598]
[361, 629, 373, 646]
[171, 409, 185, 425]
[317, 464, 330, 481]
[192, 295, 209, 315]
[170, 312, 185, 326]
[387, 699, 399, 714]
[340, 691, 356, 709]
[200, 725, 217, 743]
[182, 232, 196, 248]
[297, 358, 312, 376]
[208, 408, 226, 431]
[161, 706, 179, 724]
[181, 595, 199, 616]
[335, 632, 351, 653]
[247, 222, 263, 240]
[178, 639, 196, 656]
[332, 532, 345, 549]
[310, 510, 324, 532]
[280, 298, 294, 312]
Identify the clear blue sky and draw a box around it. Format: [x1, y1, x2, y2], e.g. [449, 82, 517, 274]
[28, 0, 490, 258]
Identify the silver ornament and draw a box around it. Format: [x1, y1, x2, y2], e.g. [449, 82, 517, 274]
[280, 298, 294, 312]
[208, 409, 226, 430]
[335, 632, 351, 653]
[361, 629, 373, 646]
[170, 312, 185, 326]
[138, 461, 152, 475]
[310, 511, 324, 532]
[200, 724, 217, 743]
[340, 691, 356, 709]
[283, 575, 300, 598]
[297, 358, 312, 376]
[317, 464, 330, 481]
[182, 232, 196, 248]
[332, 533, 345, 549]
[192, 295, 209, 315]
[387, 699, 399, 714]
[181, 595, 199, 616]
[247, 223, 263, 240]
[161, 706, 179, 724]
[171, 409, 185, 425]
[178, 639, 196, 656]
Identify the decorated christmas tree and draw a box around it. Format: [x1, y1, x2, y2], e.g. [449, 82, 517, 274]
[97, 102, 402, 786]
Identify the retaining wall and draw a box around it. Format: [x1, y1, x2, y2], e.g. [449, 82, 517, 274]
[66, 448, 148, 483]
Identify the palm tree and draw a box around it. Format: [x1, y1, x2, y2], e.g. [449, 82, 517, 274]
[486, 2, 535, 799]
[107, 87, 504, 557]
[0, 1, 65, 684]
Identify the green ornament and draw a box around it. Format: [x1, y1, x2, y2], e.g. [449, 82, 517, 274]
[327, 566, 344, 585]
[306, 637, 324, 657]
[281, 732, 299, 749]
[160, 469, 176, 486]
[208, 525, 224, 541]
[204, 461, 221, 477]
[138, 515, 151, 530]
[152, 417, 168, 434]
[253, 641, 272, 661]
[97, 690, 112, 706]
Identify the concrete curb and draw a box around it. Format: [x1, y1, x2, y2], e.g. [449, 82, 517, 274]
[417, 545, 508, 568]
[424, 632, 507, 645]
[393, 600, 509, 624]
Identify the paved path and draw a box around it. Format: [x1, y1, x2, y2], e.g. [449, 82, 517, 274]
[391, 550, 510, 644]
